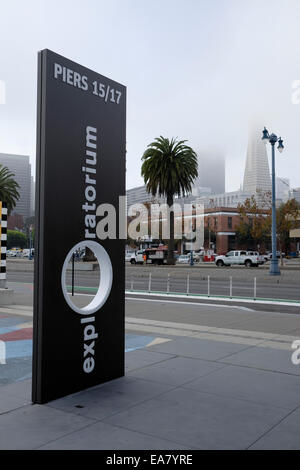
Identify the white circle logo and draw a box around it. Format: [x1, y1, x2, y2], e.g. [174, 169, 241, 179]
[61, 241, 113, 315]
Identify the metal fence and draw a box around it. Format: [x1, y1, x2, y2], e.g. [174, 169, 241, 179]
[125, 272, 300, 303]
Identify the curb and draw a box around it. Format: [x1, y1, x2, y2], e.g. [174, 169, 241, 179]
[125, 290, 300, 307]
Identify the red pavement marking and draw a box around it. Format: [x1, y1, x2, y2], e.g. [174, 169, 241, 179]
[0, 328, 33, 341]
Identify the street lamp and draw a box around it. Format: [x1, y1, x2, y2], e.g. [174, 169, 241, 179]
[29, 225, 33, 261]
[262, 127, 284, 275]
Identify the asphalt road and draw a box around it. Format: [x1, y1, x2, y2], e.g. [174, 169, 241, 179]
[6, 266, 300, 304]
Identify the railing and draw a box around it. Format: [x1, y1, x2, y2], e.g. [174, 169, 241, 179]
[125, 272, 300, 304]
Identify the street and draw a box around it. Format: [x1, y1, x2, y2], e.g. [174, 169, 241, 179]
[6, 263, 300, 307]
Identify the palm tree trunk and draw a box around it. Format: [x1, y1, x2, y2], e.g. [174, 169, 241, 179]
[167, 194, 175, 265]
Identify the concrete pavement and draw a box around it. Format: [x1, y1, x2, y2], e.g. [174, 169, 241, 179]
[1, 299, 300, 449]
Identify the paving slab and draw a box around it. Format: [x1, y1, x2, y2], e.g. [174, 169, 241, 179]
[38, 420, 191, 450]
[183, 364, 300, 410]
[47, 376, 176, 421]
[0, 404, 95, 450]
[147, 336, 254, 360]
[249, 409, 300, 450]
[0, 379, 31, 400]
[0, 356, 32, 386]
[125, 349, 176, 372]
[127, 356, 226, 386]
[103, 387, 287, 450]
[0, 393, 31, 414]
[219, 345, 300, 375]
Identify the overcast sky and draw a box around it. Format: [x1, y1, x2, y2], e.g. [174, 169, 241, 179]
[1, 0, 300, 192]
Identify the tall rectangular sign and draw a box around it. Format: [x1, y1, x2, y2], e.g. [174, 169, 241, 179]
[32, 49, 126, 404]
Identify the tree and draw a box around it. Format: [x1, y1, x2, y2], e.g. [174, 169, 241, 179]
[141, 136, 198, 264]
[276, 198, 300, 263]
[7, 230, 27, 249]
[0, 165, 20, 214]
[236, 194, 271, 249]
[236, 195, 300, 262]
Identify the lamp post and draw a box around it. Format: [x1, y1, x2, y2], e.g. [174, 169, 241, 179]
[29, 225, 33, 261]
[190, 250, 194, 266]
[261, 127, 284, 275]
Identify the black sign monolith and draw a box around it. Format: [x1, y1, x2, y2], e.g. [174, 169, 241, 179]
[32, 49, 126, 404]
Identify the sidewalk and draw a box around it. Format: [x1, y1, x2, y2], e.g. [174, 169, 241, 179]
[1, 303, 300, 449]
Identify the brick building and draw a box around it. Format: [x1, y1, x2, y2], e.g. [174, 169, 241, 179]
[130, 204, 270, 255]
[185, 207, 270, 255]
[204, 208, 248, 254]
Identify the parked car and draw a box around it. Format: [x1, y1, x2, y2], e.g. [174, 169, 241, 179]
[178, 254, 191, 264]
[215, 250, 265, 267]
[8, 250, 18, 257]
[21, 249, 34, 258]
[125, 251, 134, 262]
[264, 251, 285, 261]
[185, 252, 199, 262]
[194, 250, 205, 259]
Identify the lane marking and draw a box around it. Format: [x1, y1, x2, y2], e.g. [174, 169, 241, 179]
[125, 296, 255, 312]
[66, 291, 255, 312]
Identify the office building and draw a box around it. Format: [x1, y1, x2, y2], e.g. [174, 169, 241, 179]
[194, 152, 225, 195]
[126, 185, 166, 210]
[196, 189, 252, 209]
[243, 127, 271, 195]
[30, 176, 35, 216]
[276, 177, 290, 202]
[289, 187, 300, 204]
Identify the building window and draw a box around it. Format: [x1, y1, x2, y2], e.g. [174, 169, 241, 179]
[228, 217, 232, 229]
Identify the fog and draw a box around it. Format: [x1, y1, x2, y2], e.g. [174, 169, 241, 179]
[0, 0, 300, 192]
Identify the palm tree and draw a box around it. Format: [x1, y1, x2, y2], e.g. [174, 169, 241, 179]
[0, 165, 20, 214]
[141, 136, 198, 264]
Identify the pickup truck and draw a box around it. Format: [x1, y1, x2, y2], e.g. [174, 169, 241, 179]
[130, 250, 145, 264]
[215, 250, 265, 267]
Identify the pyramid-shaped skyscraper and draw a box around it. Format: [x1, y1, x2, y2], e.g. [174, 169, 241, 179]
[243, 127, 271, 195]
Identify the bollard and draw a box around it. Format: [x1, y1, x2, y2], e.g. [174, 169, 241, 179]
[148, 272, 152, 293]
[131, 276, 134, 291]
[254, 277, 257, 300]
[230, 276, 232, 299]
[167, 273, 170, 294]
[187, 274, 190, 295]
[208, 275, 210, 297]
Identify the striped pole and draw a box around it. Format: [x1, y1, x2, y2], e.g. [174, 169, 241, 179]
[0, 202, 7, 288]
